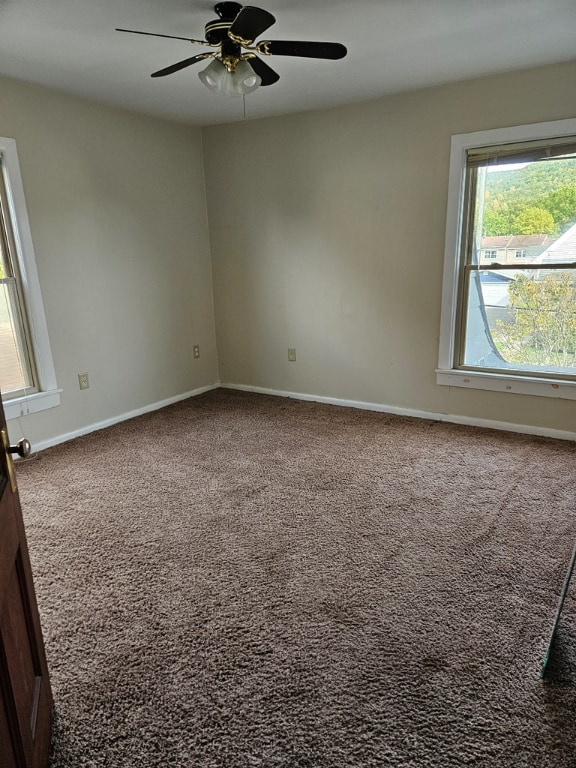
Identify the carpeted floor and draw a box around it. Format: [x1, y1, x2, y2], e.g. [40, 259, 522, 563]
[15, 388, 576, 767]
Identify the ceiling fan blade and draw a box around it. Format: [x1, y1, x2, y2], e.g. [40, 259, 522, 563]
[228, 6, 276, 45]
[151, 53, 214, 78]
[257, 40, 347, 60]
[246, 56, 280, 86]
[116, 28, 212, 46]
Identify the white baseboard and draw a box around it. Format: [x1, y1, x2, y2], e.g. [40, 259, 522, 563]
[28, 380, 576, 452]
[221, 383, 576, 443]
[31, 383, 221, 453]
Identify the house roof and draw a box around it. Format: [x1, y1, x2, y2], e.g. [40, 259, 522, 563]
[531, 221, 576, 263]
[534, 224, 576, 264]
[479, 271, 513, 283]
[481, 235, 554, 249]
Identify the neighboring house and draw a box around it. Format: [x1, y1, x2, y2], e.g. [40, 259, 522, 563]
[478, 223, 576, 321]
[479, 234, 554, 265]
[476, 223, 576, 359]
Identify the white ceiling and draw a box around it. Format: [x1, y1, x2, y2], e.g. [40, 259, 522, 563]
[0, 0, 574, 127]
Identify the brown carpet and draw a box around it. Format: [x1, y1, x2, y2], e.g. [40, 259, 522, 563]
[15, 388, 576, 767]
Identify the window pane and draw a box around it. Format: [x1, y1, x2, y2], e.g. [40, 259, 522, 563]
[475, 155, 576, 251]
[460, 146, 576, 378]
[463, 268, 576, 377]
[0, 279, 32, 394]
[0, 139, 59, 414]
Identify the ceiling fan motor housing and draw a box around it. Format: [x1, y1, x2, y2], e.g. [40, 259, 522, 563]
[205, 19, 233, 44]
[206, 2, 244, 43]
[215, 2, 243, 19]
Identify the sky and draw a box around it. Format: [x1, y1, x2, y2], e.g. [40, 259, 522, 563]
[487, 162, 529, 173]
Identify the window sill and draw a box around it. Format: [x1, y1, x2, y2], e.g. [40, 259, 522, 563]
[3, 389, 62, 420]
[436, 370, 576, 400]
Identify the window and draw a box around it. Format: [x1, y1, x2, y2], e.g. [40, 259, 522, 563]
[438, 118, 576, 400]
[482, 249, 497, 260]
[0, 169, 35, 397]
[0, 138, 59, 419]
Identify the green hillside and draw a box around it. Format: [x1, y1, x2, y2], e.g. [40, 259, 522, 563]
[483, 157, 576, 236]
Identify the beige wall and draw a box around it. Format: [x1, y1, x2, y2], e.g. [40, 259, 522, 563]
[203, 61, 576, 435]
[1, 77, 218, 447]
[3, 61, 576, 448]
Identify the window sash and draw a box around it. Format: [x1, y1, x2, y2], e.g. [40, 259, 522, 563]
[455, 151, 576, 379]
[438, 117, 576, 401]
[466, 136, 576, 167]
[0, 159, 38, 396]
[457, 264, 576, 381]
[465, 263, 576, 273]
[0, 278, 35, 395]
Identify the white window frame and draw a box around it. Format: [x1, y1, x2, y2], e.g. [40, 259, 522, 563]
[437, 117, 576, 400]
[0, 137, 60, 419]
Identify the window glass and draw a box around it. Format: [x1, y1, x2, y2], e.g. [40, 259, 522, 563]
[0, 168, 36, 396]
[459, 143, 576, 381]
[0, 137, 59, 419]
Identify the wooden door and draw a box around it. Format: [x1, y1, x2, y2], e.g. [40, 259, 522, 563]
[0, 396, 52, 768]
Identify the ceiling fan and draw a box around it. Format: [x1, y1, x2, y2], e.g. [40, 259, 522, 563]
[116, 2, 347, 96]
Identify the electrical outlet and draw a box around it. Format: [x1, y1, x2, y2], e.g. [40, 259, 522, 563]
[78, 372, 90, 390]
[288, 348, 296, 362]
[193, 344, 200, 359]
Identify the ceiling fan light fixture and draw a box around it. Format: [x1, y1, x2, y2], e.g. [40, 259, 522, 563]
[198, 58, 261, 96]
[119, 3, 347, 95]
